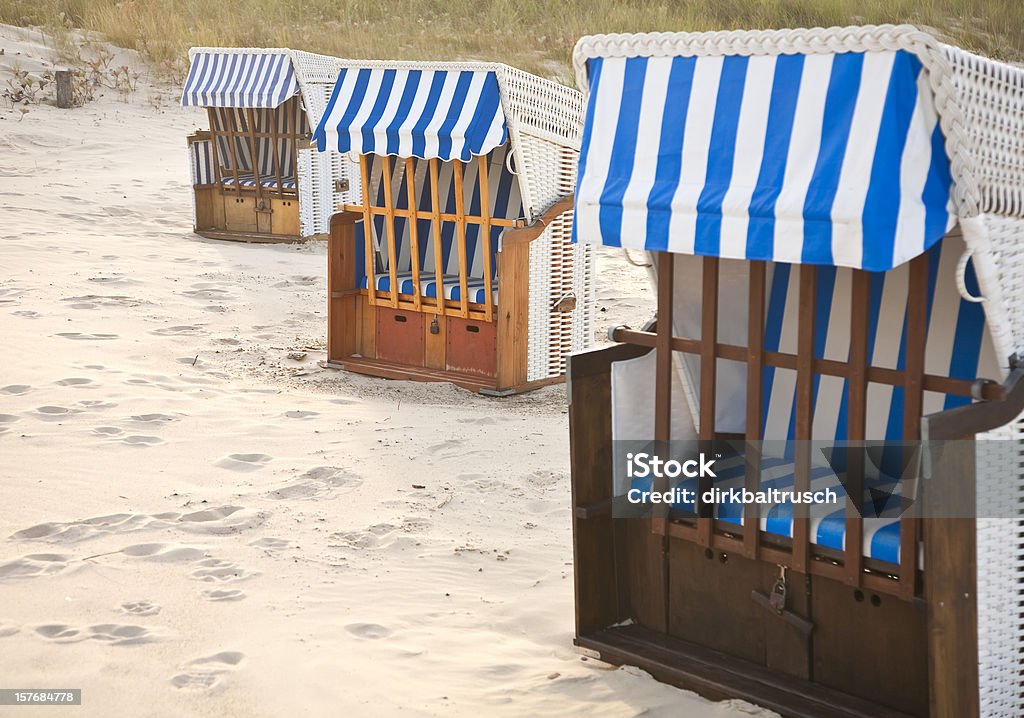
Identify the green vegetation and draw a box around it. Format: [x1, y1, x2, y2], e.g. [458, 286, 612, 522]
[1, 0, 1020, 83]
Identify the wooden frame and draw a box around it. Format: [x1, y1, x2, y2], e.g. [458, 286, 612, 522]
[569, 249, 1024, 717]
[326, 182, 573, 394]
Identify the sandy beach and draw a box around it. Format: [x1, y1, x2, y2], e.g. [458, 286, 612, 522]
[0, 24, 778, 717]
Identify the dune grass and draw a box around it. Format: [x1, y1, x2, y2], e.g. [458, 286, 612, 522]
[0, 0, 1021, 83]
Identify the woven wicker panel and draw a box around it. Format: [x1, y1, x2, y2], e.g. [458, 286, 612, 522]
[976, 414, 1024, 718]
[943, 46, 1024, 219]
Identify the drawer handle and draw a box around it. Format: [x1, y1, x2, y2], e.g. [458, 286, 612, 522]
[394, 315, 407, 323]
[466, 325, 479, 333]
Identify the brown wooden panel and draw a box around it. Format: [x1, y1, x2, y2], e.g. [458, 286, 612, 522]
[667, 540, 768, 665]
[446, 317, 496, 377]
[375, 307, 424, 367]
[811, 574, 928, 717]
[271, 197, 300, 237]
[193, 187, 218, 231]
[495, 232, 531, 390]
[424, 314, 446, 370]
[256, 199, 272, 234]
[327, 214, 360, 362]
[223, 195, 257, 232]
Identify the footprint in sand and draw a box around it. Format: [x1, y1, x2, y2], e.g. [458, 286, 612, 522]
[0, 554, 69, 581]
[36, 623, 157, 645]
[121, 600, 161, 616]
[189, 558, 253, 583]
[10, 507, 265, 543]
[121, 435, 164, 447]
[0, 625, 19, 638]
[249, 537, 290, 550]
[10, 513, 150, 542]
[77, 400, 116, 410]
[201, 588, 246, 602]
[121, 544, 207, 563]
[33, 405, 82, 421]
[284, 410, 320, 419]
[55, 332, 119, 341]
[12, 310, 39, 318]
[345, 623, 392, 640]
[217, 454, 272, 472]
[267, 466, 361, 501]
[55, 377, 92, 386]
[1, 385, 32, 395]
[150, 325, 204, 336]
[92, 426, 123, 436]
[171, 651, 244, 690]
[0, 414, 19, 424]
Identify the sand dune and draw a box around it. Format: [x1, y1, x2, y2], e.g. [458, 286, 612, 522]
[0, 24, 775, 717]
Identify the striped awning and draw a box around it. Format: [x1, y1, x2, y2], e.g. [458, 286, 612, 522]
[313, 67, 508, 162]
[573, 50, 956, 272]
[181, 51, 299, 109]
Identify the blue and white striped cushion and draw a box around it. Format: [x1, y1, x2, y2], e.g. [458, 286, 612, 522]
[221, 174, 297, 191]
[630, 455, 906, 564]
[190, 139, 215, 186]
[359, 272, 498, 305]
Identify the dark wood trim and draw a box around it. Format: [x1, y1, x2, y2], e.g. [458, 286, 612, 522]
[744, 261, 766, 560]
[844, 270, 870, 587]
[577, 625, 918, 718]
[792, 266, 816, 574]
[924, 367, 1024, 440]
[500, 195, 574, 246]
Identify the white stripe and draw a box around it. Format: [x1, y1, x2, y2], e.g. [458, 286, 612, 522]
[395, 71, 436, 157]
[763, 264, 801, 444]
[575, 58, 627, 251]
[830, 52, 897, 269]
[617, 57, 673, 250]
[813, 269, 852, 441]
[371, 70, 411, 153]
[772, 54, 833, 264]
[346, 69, 387, 156]
[446, 73, 488, 161]
[323, 69, 362, 151]
[890, 69, 936, 266]
[422, 73, 462, 160]
[719, 55, 777, 259]
[865, 263, 906, 439]
[667, 55, 724, 254]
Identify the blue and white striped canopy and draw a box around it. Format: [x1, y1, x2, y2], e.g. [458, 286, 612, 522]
[313, 67, 508, 162]
[573, 50, 956, 271]
[181, 50, 299, 109]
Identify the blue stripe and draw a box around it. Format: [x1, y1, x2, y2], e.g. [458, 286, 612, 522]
[360, 70, 398, 155]
[436, 73, 475, 161]
[644, 56, 697, 252]
[598, 58, 648, 249]
[922, 124, 953, 249]
[945, 258, 986, 409]
[869, 522, 901, 564]
[410, 72, 448, 159]
[861, 51, 923, 271]
[694, 56, 749, 257]
[746, 55, 804, 260]
[801, 54, 864, 265]
[573, 58, 605, 245]
[315, 70, 347, 152]
[335, 69, 373, 154]
[385, 70, 422, 156]
[761, 262, 790, 437]
[468, 76, 504, 156]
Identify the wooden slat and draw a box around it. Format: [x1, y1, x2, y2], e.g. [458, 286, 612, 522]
[342, 204, 519, 228]
[655, 253, 674, 443]
[452, 160, 470, 318]
[697, 257, 719, 547]
[792, 266, 816, 574]
[404, 158, 422, 311]
[206, 109, 223, 187]
[844, 269, 870, 587]
[380, 156, 400, 309]
[898, 254, 929, 601]
[269, 105, 284, 198]
[478, 154, 494, 322]
[608, 331, 994, 400]
[244, 108, 263, 198]
[743, 262, 766, 559]
[357, 154, 376, 307]
[223, 109, 243, 193]
[428, 159, 446, 317]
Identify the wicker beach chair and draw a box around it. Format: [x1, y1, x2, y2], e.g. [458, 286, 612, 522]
[314, 61, 593, 393]
[567, 25, 1024, 718]
[181, 48, 357, 242]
